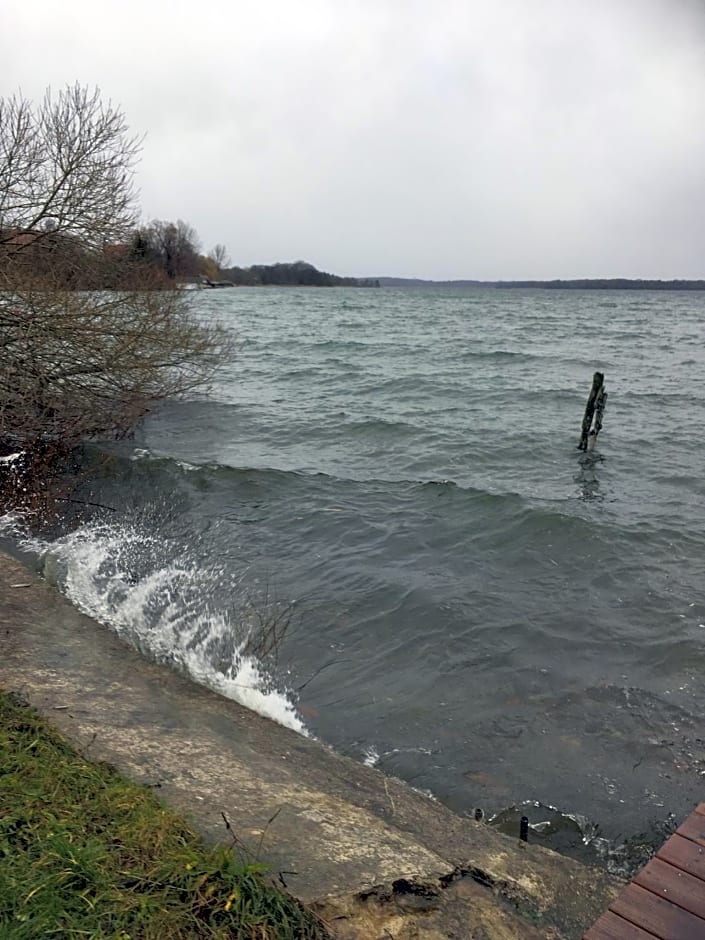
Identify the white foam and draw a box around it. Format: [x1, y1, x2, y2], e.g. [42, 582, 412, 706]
[32, 520, 306, 735]
[0, 511, 30, 538]
[362, 745, 379, 767]
[129, 447, 198, 473]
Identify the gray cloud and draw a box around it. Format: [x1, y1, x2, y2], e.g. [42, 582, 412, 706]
[2, 0, 704, 278]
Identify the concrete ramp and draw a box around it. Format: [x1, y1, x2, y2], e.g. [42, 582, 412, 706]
[0, 553, 620, 938]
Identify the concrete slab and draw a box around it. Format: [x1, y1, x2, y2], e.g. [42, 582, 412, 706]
[0, 552, 621, 938]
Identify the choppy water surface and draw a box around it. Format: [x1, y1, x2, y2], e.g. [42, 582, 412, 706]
[9, 287, 705, 873]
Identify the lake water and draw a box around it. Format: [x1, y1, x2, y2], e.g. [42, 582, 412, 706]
[8, 286, 705, 873]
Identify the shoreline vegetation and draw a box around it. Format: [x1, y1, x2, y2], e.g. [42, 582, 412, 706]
[0, 689, 330, 939]
[0, 86, 235, 519]
[0, 224, 381, 291]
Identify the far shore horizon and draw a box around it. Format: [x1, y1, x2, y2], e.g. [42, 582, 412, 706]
[364, 275, 705, 290]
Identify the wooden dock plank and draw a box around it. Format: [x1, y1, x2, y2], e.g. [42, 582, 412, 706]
[657, 832, 705, 882]
[635, 856, 705, 920]
[583, 910, 659, 939]
[583, 805, 705, 939]
[677, 811, 705, 848]
[610, 882, 705, 939]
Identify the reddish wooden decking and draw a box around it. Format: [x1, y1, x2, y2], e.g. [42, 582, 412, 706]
[584, 803, 705, 939]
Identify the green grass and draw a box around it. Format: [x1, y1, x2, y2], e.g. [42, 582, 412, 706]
[0, 691, 330, 939]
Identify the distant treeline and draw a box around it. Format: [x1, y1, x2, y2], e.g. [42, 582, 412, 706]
[377, 277, 705, 291]
[8, 224, 698, 291]
[0, 219, 379, 289]
[222, 260, 379, 288]
[131, 225, 380, 286]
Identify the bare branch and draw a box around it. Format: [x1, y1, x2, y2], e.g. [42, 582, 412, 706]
[0, 86, 229, 518]
[0, 83, 141, 249]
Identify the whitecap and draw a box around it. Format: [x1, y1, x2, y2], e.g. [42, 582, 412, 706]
[33, 520, 306, 735]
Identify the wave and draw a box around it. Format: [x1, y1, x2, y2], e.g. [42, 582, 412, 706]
[619, 390, 705, 406]
[17, 517, 306, 735]
[311, 339, 371, 352]
[90, 445, 705, 560]
[97, 448, 640, 559]
[456, 348, 537, 362]
[346, 417, 418, 436]
[453, 348, 602, 370]
[125, 448, 314, 492]
[119, 447, 577, 514]
[113, 448, 500, 501]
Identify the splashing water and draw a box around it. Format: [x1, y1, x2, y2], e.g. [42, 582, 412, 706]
[20, 518, 306, 734]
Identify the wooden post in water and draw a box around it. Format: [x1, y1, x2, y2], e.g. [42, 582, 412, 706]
[578, 372, 607, 452]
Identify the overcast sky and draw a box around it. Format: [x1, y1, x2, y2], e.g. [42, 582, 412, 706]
[3, 0, 705, 279]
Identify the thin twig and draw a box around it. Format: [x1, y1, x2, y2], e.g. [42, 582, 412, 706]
[297, 658, 350, 693]
[55, 497, 116, 511]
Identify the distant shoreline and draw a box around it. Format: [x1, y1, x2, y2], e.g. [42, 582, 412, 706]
[373, 277, 705, 290]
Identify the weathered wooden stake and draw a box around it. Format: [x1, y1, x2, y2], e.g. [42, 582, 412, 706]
[578, 371, 607, 451]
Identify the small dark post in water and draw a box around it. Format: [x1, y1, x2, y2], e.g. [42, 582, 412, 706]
[519, 815, 529, 842]
[578, 371, 607, 451]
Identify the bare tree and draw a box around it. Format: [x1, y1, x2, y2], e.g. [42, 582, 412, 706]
[209, 243, 230, 270]
[0, 84, 140, 252]
[0, 85, 228, 516]
[134, 219, 203, 280]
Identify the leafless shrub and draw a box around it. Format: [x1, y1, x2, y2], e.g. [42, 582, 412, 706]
[0, 85, 229, 517]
